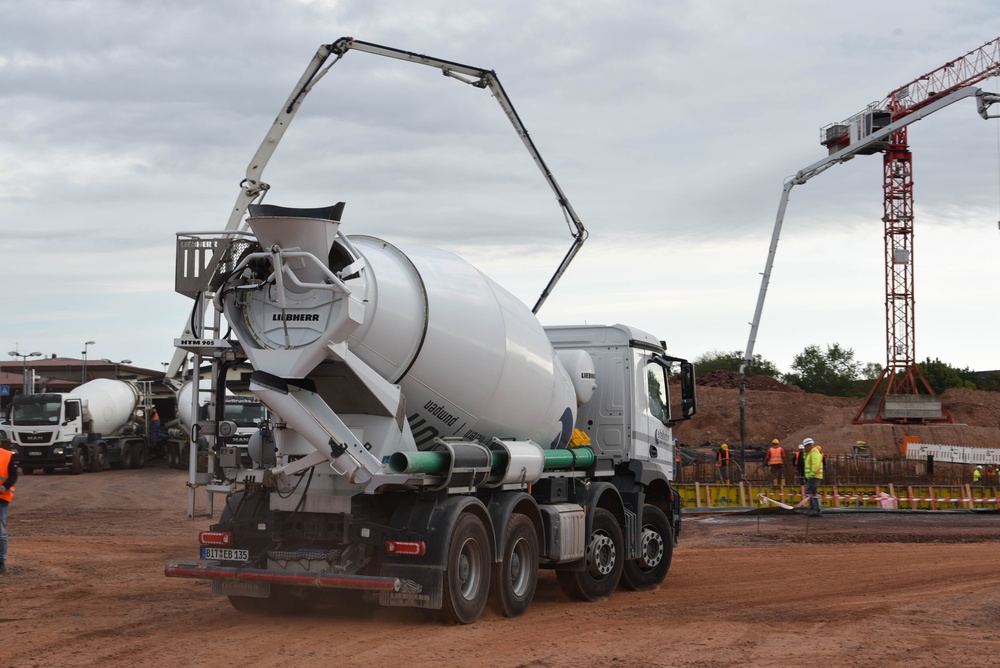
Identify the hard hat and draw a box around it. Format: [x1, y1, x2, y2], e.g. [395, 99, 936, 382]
[802, 438, 814, 446]
[721, 443, 728, 450]
[772, 439, 779, 445]
[798, 444, 805, 450]
[977, 465, 983, 469]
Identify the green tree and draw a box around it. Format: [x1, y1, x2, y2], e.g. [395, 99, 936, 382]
[919, 357, 975, 392]
[787, 343, 870, 397]
[693, 350, 781, 378]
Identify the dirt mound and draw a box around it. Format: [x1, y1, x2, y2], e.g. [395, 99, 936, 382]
[674, 383, 1000, 457]
[695, 369, 801, 392]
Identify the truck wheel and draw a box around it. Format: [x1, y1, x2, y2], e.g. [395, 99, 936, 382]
[71, 448, 86, 475]
[122, 444, 135, 470]
[166, 443, 178, 468]
[91, 446, 107, 472]
[227, 595, 269, 614]
[21, 467, 36, 475]
[556, 508, 623, 602]
[440, 512, 491, 625]
[621, 505, 673, 591]
[491, 513, 538, 618]
[132, 444, 147, 469]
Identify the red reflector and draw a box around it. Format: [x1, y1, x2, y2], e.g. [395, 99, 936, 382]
[386, 540, 426, 556]
[199, 531, 233, 546]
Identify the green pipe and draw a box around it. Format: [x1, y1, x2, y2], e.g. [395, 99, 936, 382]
[543, 447, 595, 470]
[388, 446, 595, 474]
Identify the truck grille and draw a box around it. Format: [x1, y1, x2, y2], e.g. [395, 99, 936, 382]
[16, 431, 53, 445]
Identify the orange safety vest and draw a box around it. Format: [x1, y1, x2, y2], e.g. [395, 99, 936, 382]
[716, 449, 730, 466]
[766, 445, 785, 466]
[0, 448, 15, 503]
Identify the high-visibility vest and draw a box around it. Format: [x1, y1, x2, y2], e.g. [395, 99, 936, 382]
[0, 449, 14, 503]
[805, 449, 823, 479]
[766, 445, 785, 466]
[717, 449, 730, 466]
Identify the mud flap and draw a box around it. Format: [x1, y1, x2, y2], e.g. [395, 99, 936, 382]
[378, 563, 443, 609]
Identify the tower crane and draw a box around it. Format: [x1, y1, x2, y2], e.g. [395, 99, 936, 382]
[738, 38, 1000, 456]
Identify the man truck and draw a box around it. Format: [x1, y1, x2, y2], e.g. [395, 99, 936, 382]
[8, 378, 150, 474]
[164, 38, 696, 624]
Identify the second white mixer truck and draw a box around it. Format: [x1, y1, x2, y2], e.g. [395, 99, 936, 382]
[165, 38, 697, 624]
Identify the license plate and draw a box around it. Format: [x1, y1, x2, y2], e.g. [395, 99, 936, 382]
[201, 547, 249, 561]
[29, 451, 42, 456]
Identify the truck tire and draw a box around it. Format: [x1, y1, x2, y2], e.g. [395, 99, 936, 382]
[71, 447, 87, 475]
[440, 512, 491, 625]
[491, 513, 538, 618]
[132, 444, 147, 469]
[121, 444, 135, 470]
[556, 508, 624, 602]
[91, 446, 107, 472]
[21, 467, 36, 475]
[620, 505, 673, 591]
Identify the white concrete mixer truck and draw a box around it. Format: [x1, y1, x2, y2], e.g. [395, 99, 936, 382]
[164, 38, 697, 624]
[163, 381, 267, 471]
[8, 378, 150, 474]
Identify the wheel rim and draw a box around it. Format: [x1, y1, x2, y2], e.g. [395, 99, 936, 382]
[458, 537, 484, 600]
[587, 530, 616, 578]
[509, 536, 531, 597]
[637, 525, 665, 570]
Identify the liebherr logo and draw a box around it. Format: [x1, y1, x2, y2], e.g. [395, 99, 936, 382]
[271, 313, 320, 322]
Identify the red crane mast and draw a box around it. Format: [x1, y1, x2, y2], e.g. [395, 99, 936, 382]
[822, 38, 1000, 423]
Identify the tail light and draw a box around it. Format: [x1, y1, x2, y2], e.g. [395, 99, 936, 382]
[199, 531, 234, 546]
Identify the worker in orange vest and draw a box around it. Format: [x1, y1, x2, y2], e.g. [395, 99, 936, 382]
[716, 443, 732, 482]
[0, 444, 17, 574]
[764, 438, 786, 484]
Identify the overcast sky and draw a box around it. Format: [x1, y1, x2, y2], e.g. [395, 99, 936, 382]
[3, 0, 1000, 379]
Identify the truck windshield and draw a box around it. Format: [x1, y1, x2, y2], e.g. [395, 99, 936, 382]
[224, 401, 267, 427]
[12, 399, 62, 426]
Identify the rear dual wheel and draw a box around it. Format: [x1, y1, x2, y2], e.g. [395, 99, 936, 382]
[440, 513, 491, 625]
[492, 513, 539, 618]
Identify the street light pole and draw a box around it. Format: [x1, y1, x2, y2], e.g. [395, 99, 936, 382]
[101, 358, 133, 380]
[8, 350, 43, 394]
[82, 340, 96, 384]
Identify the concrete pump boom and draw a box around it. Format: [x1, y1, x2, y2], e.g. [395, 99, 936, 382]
[738, 82, 1000, 461]
[168, 37, 587, 378]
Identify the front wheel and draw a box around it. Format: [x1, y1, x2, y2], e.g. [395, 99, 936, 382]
[491, 513, 539, 618]
[121, 444, 135, 470]
[556, 508, 624, 602]
[440, 512, 491, 625]
[621, 505, 674, 591]
[20, 467, 36, 475]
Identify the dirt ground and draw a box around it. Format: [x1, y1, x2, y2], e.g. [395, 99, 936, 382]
[3, 463, 999, 668]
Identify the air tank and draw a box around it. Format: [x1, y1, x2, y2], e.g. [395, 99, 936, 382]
[74, 379, 140, 436]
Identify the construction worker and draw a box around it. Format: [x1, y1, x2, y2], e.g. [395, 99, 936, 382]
[0, 443, 17, 574]
[803, 437, 823, 517]
[973, 465, 983, 484]
[764, 438, 786, 485]
[793, 443, 806, 485]
[716, 443, 731, 483]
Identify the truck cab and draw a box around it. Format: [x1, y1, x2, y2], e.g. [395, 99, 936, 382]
[8, 393, 88, 473]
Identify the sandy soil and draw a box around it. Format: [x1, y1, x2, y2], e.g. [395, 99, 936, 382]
[3, 463, 999, 668]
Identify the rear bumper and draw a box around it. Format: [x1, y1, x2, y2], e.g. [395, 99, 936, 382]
[164, 559, 401, 591]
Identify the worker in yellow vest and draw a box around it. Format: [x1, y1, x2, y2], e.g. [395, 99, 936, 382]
[973, 465, 983, 484]
[803, 438, 823, 517]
